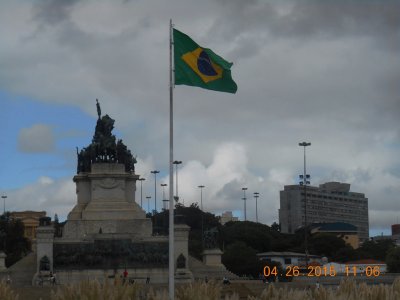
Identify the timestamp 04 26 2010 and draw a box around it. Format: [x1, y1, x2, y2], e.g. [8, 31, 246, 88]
[263, 265, 382, 278]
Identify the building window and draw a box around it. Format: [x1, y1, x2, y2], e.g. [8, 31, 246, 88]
[284, 258, 292, 264]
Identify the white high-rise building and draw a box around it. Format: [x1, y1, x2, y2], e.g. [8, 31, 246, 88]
[279, 182, 369, 243]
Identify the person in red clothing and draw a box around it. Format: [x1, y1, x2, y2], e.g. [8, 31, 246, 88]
[123, 269, 128, 283]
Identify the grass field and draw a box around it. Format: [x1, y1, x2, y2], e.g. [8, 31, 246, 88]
[3, 278, 400, 300]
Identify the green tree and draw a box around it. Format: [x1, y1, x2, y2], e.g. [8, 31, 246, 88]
[386, 247, 400, 272]
[357, 239, 395, 261]
[309, 233, 346, 258]
[0, 213, 31, 267]
[151, 203, 221, 259]
[222, 241, 263, 277]
[221, 221, 271, 252]
[271, 222, 280, 232]
[332, 244, 358, 262]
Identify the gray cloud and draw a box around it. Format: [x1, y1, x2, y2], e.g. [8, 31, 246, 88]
[33, 0, 79, 26]
[18, 124, 55, 153]
[211, 0, 400, 42]
[1, 0, 399, 233]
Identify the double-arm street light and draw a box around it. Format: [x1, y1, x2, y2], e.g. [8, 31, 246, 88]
[173, 161, 182, 203]
[299, 141, 311, 267]
[254, 192, 260, 223]
[198, 185, 205, 211]
[198, 185, 205, 248]
[138, 178, 145, 209]
[151, 170, 160, 213]
[242, 187, 248, 221]
[161, 183, 168, 210]
[146, 196, 151, 214]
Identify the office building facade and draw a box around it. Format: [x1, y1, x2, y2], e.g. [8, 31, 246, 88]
[279, 182, 369, 243]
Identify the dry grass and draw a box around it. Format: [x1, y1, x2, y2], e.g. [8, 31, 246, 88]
[5, 278, 400, 300]
[249, 278, 400, 300]
[0, 281, 19, 300]
[50, 279, 238, 300]
[176, 280, 239, 300]
[50, 277, 142, 300]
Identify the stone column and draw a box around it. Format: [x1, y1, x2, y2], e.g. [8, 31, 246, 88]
[202, 248, 223, 267]
[36, 225, 55, 274]
[0, 251, 6, 271]
[174, 223, 193, 282]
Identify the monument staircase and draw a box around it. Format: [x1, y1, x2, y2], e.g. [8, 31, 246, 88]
[188, 255, 238, 280]
[8, 251, 37, 287]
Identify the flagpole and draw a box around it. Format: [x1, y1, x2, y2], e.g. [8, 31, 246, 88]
[168, 18, 175, 300]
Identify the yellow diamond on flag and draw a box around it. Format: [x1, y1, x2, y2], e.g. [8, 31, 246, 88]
[181, 48, 223, 83]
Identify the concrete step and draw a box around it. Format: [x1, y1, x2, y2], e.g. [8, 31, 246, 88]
[188, 256, 239, 280]
[8, 252, 36, 287]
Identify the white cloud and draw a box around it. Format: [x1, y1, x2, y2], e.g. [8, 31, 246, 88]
[18, 124, 55, 153]
[6, 176, 75, 221]
[159, 142, 281, 223]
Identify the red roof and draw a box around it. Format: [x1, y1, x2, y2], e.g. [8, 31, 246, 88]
[308, 261, 322, 266]
[346, 259, 385, 265]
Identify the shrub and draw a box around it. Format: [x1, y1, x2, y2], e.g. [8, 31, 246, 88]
[386, 247, 400, 272]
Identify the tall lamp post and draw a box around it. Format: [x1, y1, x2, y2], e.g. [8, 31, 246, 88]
[146, 196, 151, 214]
[138, 178, 145, 209]
[161, 183, 168, 210]
[299, 141, 311, 267]
[173, 161, 182, 203]
[198, 185, 205, 211]
[254, 192, 259, 223]
[1, 196, 7, 215]
[151, 170, 160, 213]
[198, 185, 205, 248]
[242, 188, 248, 221]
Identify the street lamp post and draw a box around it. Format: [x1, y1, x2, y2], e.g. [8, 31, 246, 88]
[1, 196, 7, 215]
[198, 185, 205, 211]
[254, 192, 259, 223]
[198, 185, 205, 248]
[138, 178, 145, 208]
[146, 196, 151, 214]
[299, 141, 311, 267]
[173, 161, 182, 203]
[242, 188, 248, 221]
[161, 184, 168, 210]
[151, 170, 160, 213]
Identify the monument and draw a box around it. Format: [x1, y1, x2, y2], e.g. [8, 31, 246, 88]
[34, 101, 193, 284]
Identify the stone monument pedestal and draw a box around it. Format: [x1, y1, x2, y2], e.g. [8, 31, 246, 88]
[202, 248, 223, 267]
[0, 251, 7, 271]
[62, 163, 151, 240]
[33, 103, 195, 285]
[174, 223, 193, 282]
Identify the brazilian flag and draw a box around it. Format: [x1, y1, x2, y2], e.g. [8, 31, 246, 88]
[173, 29, 237, 94]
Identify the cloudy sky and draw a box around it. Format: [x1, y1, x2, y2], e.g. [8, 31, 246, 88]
[0, 0, 399, 237]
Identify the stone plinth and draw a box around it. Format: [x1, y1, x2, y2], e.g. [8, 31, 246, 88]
[0, 251, 6, 271]
[202, 248, 223, 267]
[36, 226, 55, 273]
[71, 163, 143, 220]
[174, 223, 193, 282]
[63, 163, 152, 240]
